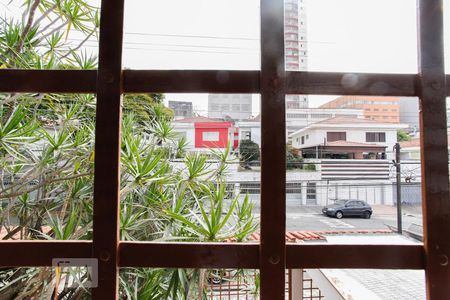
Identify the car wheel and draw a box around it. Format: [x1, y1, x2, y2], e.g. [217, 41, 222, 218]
[335, 211, 343, 219]
[363, 211, 371, 219]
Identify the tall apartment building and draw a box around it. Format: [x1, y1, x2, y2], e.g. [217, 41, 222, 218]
[319, 96, 400, 123]
[207, 1, 307, 121]
[285, 0, 308, 109]
[208, 94, 252, 121]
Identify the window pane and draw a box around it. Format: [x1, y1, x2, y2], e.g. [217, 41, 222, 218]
[202, 131, 220, 142]
[120, 93, 261, 242]
[122, 0, 260, 70]
[120, 268, 260, 299]
[286, 95, 423, 242]
[306, 0, 417, 73]
[0, 93, 96, 240]
[289, 268, 424, 299]
[0, 266, 94, 298]
[445, 0, 450, 73]
[0, 0, 100, 70]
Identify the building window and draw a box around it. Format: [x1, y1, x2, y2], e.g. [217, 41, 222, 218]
[241, 104, 251, 112]
[286, 182, 302, 194]
[312, 113, 332, 119]
[203, 131, 220, 141]
[210, 103, 219, 111]
[287, 113, 308, 119]
[240, 182, 260, 194]
[366, 132, 386, 142]
[242, 131, 251, 140]
[232, 104, 240, 111]
[301, 136, 305, 144]
[327, 132, 347, 142]
[306, 182, 316, 200]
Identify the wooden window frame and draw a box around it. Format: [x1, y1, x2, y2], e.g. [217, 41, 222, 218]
[0, 0, 449, 299]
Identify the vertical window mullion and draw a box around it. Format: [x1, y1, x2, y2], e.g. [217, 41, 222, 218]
[417, 0, 450, 299]
[92, 0, 125, 298]
[260, 0, 287, 299]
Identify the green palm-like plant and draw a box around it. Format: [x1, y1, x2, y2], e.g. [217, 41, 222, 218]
[175, 135, 188, 158]
[0, 106, 37, 160]
[165, 184, 256, 242]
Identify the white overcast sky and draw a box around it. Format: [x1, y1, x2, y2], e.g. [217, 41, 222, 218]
[3, 0, 450, 113]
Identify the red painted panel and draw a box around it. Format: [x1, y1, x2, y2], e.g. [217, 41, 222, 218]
[194, 122, 231, 148]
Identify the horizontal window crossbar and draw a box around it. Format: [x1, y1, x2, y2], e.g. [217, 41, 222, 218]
[286, 244, 424, 269]
[2, 69, 450, 96]
[0, 242, 425, 270]
[0, 70, 97, 93]
[119, 242, 260, 269]
[0, 241, 92, 267]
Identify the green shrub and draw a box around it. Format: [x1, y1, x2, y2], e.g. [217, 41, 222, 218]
[239, 140, 260, 163]
[287, 152, 303, 170]
[304, 164, 316, 171]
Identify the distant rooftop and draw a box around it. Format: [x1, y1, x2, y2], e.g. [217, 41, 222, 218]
[324, 140, 385, 147]
[314, 116, 382, 125]
[173, 116, 223, 123]
[400, 137, 450, 148]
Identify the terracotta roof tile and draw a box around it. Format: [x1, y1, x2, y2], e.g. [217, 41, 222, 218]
[234, 229, 394, 244]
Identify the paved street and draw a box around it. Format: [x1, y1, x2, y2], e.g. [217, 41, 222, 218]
[255, 204, 423, 233]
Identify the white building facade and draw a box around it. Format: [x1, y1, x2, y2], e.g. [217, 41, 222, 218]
[291, 117, 407, 160]
[208, 94, 252, 121]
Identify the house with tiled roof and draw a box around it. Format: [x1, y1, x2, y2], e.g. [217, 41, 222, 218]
[290, 116, 407, 160]
[400, 136, 450, 160]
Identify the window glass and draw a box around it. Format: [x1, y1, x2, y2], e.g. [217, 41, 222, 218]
[444, 0, 450, 72]
[0, 0, 100, 70]
[291, 269, 424, 299]
[202, 131, 220, 141]
[306, 0, 416, 73]
[120, 268, 260, 298]
[286, 95, 423, 242]
[122, 0, 260, 70]
[366, 132, 386, 142]
[120, 93, 261, 242]
[0, 267, 94, 297]
[0, 93, 96, 240]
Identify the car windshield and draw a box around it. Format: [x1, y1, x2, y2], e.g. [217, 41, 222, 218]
[333, 200, 348, 205]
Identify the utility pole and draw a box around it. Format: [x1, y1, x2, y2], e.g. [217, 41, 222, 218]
[394, 143, 402, 234]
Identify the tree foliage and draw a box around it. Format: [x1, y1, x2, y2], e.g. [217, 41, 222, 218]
[397, 129, 411, 142]
[239, 140, 260, 163]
